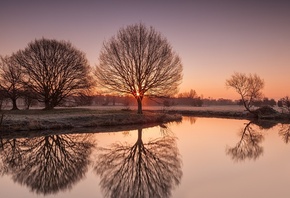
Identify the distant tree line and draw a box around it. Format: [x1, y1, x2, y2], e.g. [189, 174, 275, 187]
[176, 89, 203, 107]
[55, 91, 278, 109]
[236, 97, 276, 107]
[278, 96, 290, 113]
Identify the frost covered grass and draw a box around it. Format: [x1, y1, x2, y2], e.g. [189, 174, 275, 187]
[0, 108, 181, 132]
[0, 105, 287, 133]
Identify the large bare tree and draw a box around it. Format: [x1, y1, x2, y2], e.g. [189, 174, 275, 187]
[226, 72, 264, 114]
[13, 38, 92, 110]
[95, 23, 183, 114]
[0, 56, 23, 110]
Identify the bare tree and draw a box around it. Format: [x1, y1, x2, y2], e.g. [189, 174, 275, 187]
[0, 56, 23, 110]
[95, 23, 183, 114]
[226, 72, 264, 114]
[177, 89, 203, 106]
[13, 38, 92, 110]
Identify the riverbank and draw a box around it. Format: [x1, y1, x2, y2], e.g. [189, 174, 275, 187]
[0, 108, 182, 132]
[1, 105, 289, 133]
[162, 105, 290, 121]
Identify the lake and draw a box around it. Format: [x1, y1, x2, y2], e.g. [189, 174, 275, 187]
[0, 116, 290, 198]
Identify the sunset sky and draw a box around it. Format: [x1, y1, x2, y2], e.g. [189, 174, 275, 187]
[1, 0, 290, 100]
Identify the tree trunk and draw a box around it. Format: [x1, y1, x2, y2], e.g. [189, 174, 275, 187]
[44, 100, 54, 110]
[11, 98, 19, 110]
[242, 100, 258, 118]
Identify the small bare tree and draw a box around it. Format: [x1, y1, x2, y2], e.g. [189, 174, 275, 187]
[0, 56, 23, 110]
[226, 72, 264, 114]
[95, 23, 183, 114]
[13, 38, 92, 110]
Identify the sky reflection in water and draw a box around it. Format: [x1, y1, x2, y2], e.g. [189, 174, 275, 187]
[1, 117, 290, 198]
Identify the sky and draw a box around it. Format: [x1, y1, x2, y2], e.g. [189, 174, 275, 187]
[1, 0, 290, 100]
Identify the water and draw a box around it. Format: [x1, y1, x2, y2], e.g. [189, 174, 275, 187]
[1, 117, 290, 198]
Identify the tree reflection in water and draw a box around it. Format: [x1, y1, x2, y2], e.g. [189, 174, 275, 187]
[94, 126, 182, 198]
[278, 123, 290, 143]
[0, 138, 23, 176]
[226, 121, 264, 162]
[0, 133, 95, 195]
[182, 116, 196, 125]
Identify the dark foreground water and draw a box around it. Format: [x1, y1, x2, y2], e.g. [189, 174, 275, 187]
[1, 117, 290, 198]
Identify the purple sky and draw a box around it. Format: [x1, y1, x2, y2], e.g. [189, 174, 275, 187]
[1, 0, 290, 100]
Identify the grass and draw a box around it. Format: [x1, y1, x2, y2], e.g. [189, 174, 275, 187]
[0, 107, 182, 132]
[0, 108, 115, 115]
[1, 104, 288, 133]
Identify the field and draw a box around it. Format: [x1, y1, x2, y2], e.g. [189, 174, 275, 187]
[0, 104, 285, 134]
[0, 107, 182, 133]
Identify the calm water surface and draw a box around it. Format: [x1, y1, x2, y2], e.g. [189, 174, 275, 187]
[1, 117, 290, 198]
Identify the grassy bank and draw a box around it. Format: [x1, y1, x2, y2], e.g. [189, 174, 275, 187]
[1, 105, 289, 133]
[0, 108, 182, 132]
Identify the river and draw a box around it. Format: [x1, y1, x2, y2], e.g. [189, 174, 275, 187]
[0, 116, 289, 198]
